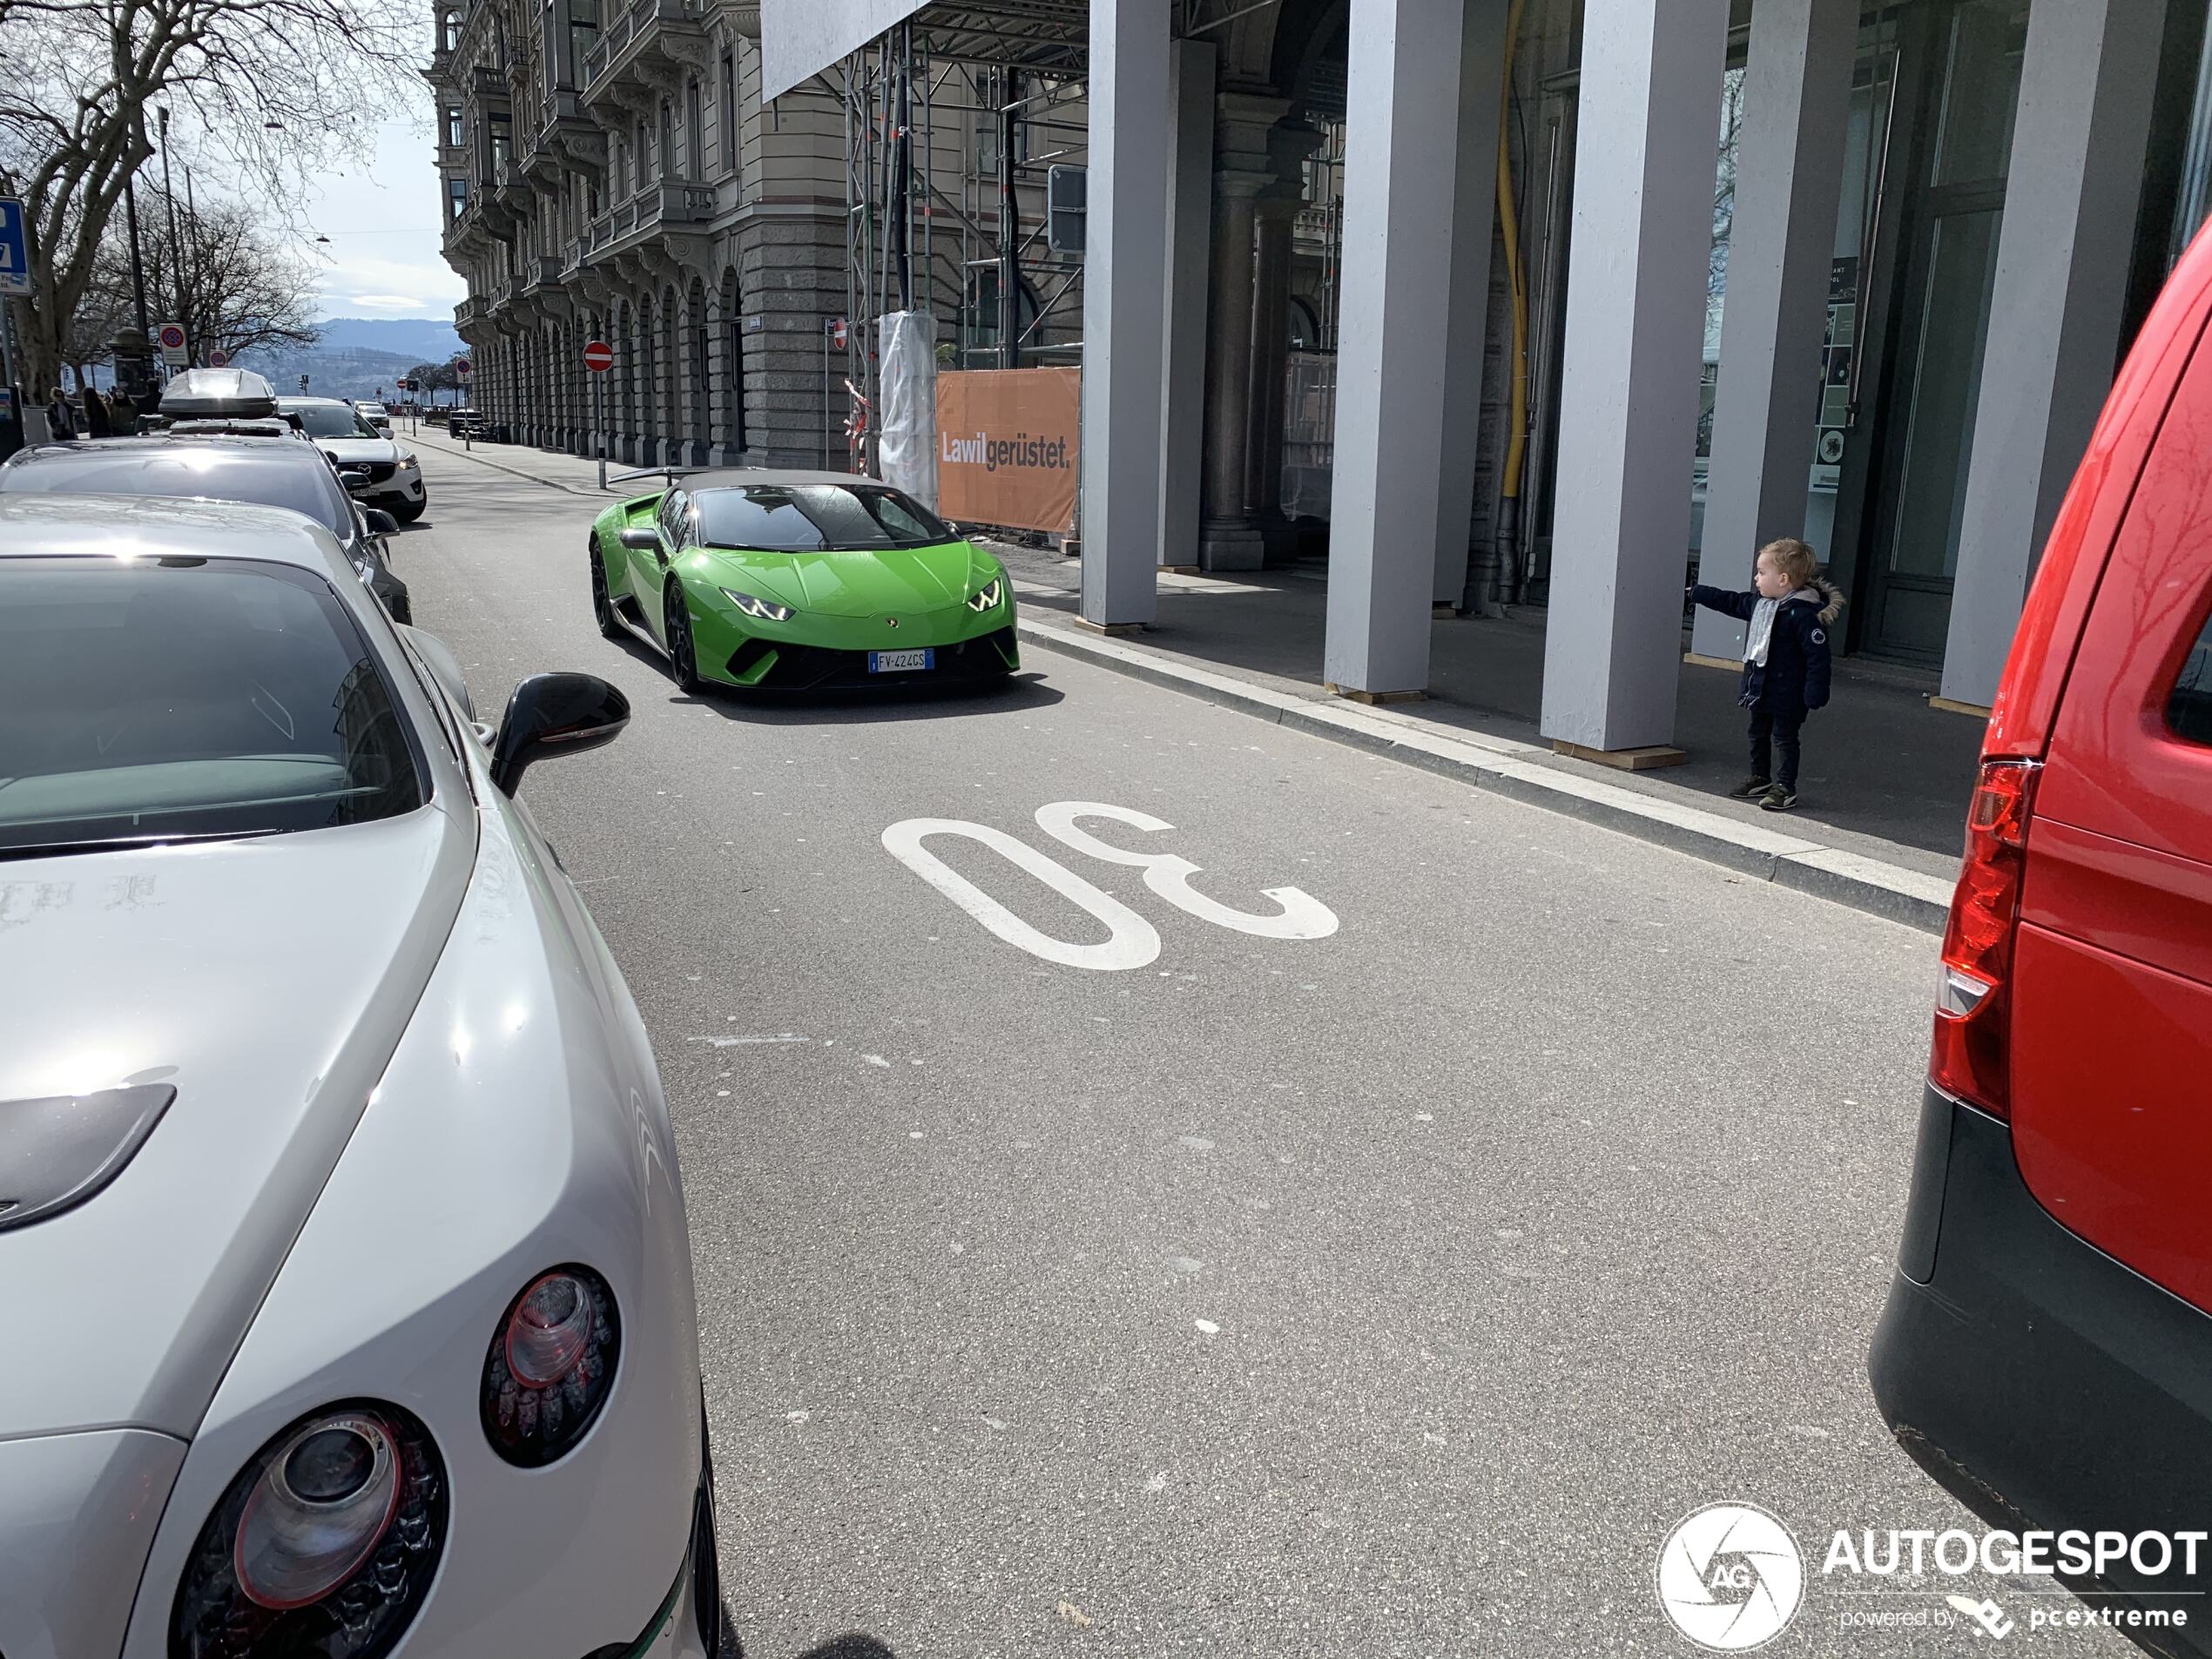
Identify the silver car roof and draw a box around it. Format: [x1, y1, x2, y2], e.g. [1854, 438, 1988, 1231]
[0, 491, 356, 582]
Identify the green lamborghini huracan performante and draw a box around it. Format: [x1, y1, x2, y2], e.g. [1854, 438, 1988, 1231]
[588, 469, 1020, 691]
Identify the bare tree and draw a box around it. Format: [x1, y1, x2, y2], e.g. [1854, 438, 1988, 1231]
[148, 188, 320, 361]
[0, 0, 420, 395]
[406, 359, 459, 403]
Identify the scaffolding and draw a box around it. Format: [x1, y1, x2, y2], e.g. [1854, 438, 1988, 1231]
[833, 7, 1091, 475]
[828, 1, 1272, 475]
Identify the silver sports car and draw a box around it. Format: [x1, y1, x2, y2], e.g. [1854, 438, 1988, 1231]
[0, 494, 718, 1656]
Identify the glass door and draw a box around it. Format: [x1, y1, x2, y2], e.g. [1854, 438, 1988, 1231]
[1854, 0, 2029, 661]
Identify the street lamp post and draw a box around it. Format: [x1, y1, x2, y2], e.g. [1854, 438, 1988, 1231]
[123, 178, 153, 394]
[156, 107, 188, 365]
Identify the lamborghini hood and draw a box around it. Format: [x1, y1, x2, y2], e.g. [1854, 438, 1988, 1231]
[706, 540, 995, 619]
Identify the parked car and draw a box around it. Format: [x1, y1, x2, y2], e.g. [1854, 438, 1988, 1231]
[1869, 223, 2212, 1640]
[278, 395, 428, 523]
[0, 491, 719, 1658]
[0, 432, 414, 624]
[358, 399, 395, 435]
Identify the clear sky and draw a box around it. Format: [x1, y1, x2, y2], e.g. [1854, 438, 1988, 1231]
[283, 111, 464, 322]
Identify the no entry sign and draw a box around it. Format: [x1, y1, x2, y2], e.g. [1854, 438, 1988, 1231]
[583, 339, 614, 373]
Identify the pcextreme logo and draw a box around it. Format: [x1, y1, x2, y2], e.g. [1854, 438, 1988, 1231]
[1657, 1504, 1807, 1651]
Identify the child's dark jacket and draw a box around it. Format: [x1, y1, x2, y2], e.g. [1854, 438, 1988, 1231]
[1691, 577, 1844, 715]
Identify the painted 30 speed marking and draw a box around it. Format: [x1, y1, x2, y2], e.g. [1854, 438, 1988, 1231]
[881, 800, 1339, 970]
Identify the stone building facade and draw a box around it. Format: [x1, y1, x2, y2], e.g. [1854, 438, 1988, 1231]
[428, 0, 851, 467]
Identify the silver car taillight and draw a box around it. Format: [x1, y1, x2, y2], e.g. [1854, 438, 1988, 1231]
[481, 1264, 621, 1467]
[170, 1402, 446, 1658]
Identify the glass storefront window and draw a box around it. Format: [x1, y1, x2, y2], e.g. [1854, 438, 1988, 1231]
[1887, 206, 2003, 579]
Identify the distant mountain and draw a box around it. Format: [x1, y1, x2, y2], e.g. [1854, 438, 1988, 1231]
[233, 342, 439, 402]
[231, 316, 465, 401]
[308, 317, 464, 361]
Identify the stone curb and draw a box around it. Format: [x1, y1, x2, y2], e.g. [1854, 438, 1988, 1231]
[1016, 616, 1954, 934]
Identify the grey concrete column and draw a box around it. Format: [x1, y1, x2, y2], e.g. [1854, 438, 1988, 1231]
[1433, 0, 1508, 607]
[1158, 37, 1217, 570]
[1197, 93, 1285, 572]
[1693, 0, 1858, 660]
[1078, 0, 1172, 630]
[1939, 0, 2167, 707]
[1538, 0, 1730, 753]
[1322, 0, 1505, 695]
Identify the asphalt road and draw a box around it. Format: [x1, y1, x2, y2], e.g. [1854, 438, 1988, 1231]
[393, 446, 2126, 1658]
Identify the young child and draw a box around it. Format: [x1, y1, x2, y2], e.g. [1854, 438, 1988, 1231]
[1689, 537, 1844, 812]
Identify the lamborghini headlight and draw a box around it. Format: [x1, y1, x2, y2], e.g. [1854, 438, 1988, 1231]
[967, 577, 1004, 612]
[720, 587, 794, 622]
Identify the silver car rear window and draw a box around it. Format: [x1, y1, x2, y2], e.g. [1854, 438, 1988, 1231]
[0, 556, 425, 858]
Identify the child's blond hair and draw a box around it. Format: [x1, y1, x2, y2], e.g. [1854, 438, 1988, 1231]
[1758, 537, 1818, 589]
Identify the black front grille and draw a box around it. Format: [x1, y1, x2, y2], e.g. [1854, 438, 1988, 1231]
[366, 461, 398, 483]
[726, 626, 1015, 691]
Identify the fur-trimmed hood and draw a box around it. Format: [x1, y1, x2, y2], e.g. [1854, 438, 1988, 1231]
[1809, 575, 1848, 627]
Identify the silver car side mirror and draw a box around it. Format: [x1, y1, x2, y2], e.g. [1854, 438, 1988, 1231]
[617, 527, 659, 551]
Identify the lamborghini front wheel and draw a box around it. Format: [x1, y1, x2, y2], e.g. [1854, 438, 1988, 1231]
[664, 581, 705, 694]
[590, 539, 622, 640]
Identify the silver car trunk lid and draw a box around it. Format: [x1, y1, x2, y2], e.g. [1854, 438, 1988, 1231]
[0, 803, 473, 1439]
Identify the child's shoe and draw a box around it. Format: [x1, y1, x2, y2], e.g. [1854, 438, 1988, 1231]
[1758, 785, 1798, 813]
[1728, 775, 1771, 799]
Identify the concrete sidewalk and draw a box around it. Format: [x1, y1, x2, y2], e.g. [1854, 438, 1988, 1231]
[407, 426, 1963, 929]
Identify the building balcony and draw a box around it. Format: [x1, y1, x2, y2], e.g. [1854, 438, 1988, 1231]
[517, 130, 564, 192]
[517, 255, 566, 299]
[478, 163, 523, 237]
[579, 0, 710, 113]
[443, 199, 491, 260]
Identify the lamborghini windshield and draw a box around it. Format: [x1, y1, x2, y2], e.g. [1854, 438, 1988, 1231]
[691, 483, 953, 553]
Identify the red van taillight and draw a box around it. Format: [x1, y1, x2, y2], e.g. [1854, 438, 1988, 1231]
[1930, 759, 2040, 1116]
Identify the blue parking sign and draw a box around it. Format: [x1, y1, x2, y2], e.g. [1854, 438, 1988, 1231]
[0, 199, 27, 297]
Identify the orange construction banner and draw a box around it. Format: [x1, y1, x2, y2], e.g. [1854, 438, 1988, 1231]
[934, 367, 1081, 534]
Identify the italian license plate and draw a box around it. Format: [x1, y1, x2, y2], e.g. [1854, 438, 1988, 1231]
[868, 647, 934, 674]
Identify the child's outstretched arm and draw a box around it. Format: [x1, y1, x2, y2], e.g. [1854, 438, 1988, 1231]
[1688, 583, 1757, 621]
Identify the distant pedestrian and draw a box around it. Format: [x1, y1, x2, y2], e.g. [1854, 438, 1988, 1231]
[1688, 537, 1844, 813]
[82, 387, 112, 439]
[109, 388, 138, 429]
[44, 387, 75, 439]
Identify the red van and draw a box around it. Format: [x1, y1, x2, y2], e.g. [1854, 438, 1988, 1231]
[1869, 222, 2212, 1641]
